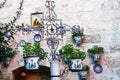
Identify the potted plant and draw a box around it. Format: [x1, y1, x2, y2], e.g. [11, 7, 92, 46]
[72, 30, 84, 46]
[87, 45, 104, 62]
[59, 44, 86, 71]
[22, 42, 40, 70]
[79, 65, 90, 80]
[0, 30, 16, 67]
[22, 42, 48, 70]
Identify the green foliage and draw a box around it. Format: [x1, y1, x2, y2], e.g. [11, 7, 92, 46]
[0, 45, 16, 62]
[0, 0, 24, 66]
[0, 29, 16, 62]
[23, 42, 33, 57]
[72, 31, 84, 38]
[82, 65, 90, 71]
[87, 45, 104, 55]
[0, 0, 7, 10]
[23, 42, 40, 57]
[22, 42, 48, 60]
[59, 44, 86, 60]
[32, 42, 40, 55]
[40, 52, 48, 60]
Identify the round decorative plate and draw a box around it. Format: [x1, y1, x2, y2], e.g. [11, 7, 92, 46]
[19, 40, 26, 47]
[5, 30, 12, 38]
[39, 48, 45, 56]
[34, 34, 42, 42]
[93, 64, 103, 73]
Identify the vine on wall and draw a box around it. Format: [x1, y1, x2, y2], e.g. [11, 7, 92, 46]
[0, 0, 7, 10]
[0, 0, 24, 67]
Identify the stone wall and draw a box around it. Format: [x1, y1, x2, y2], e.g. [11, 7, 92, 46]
[0, 0, 120, 80]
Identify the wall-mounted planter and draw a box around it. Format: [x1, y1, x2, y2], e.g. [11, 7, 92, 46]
[87, 45, 104, 63]
[2, 58, 10, 67]
[79, 70, 88, 79]
[91, 54, 100, 62]
[69, 59, 82, 71]
[50, 61, 60, 77]
[23, 56, 39, 70]
[73, 36, 82, 46]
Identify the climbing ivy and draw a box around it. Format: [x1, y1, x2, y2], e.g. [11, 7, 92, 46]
[0, 0, 24, 67]
[0, 0, 7, 10]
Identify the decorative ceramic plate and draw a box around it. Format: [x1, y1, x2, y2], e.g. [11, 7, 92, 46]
[93, 64, 103, 73]
[19, 40, 26, 47]
[39, 48, 45, 56]
[34, 34, 42, 42]
[5, 30, 12, 38]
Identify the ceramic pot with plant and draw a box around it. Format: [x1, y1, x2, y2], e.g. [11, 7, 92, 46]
[87, 45, 104, 62]
[79, 65, 90, 79]
[0, 23, 17, 67]
[72, 30, 84, 46]
[22, 42, 48, 70]
[0, 45, 16, 67]
[22, 42, 40, 70]
[59, 44, 86, 71]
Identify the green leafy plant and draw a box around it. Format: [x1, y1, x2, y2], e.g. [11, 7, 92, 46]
[40, 52, 48, 60]
[32, 42, 40, 55]
[87, 45, 104, 55]
[0, 0, 7, 10]
[0, 46, 16, 61]
[82, 65, 90, 71]
[72, 31, 84, 38]
[59, 44, 86, 60]
[23, 42, 40, 57]
[23, 42, 48, 60]
[0, 30, 16, 63]
[23, 42, 33, 57]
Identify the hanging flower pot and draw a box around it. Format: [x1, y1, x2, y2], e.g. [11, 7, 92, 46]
[69, 59, 83, 71]
[79, 65, 90, 79]
[74, 36, 82, 46]
[50, 61, 60, 77]
[2, 58, 10, 67]
[92, 54, 100, 62]
[59, 44, 86, 71]
[22, 42, 40, 70]
[23, 56, 39, 70]
[87, 45, 104, 63]
[79, 70, 87, 79]
[71, 28, 84, 46]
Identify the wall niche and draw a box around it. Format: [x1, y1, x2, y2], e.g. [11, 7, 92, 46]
[12, 66, 50, 80]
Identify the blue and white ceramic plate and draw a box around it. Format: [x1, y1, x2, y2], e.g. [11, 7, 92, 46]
[93, 64, 103, 73]
[39, 48, 45, 56]
[5, 30, 12, 38]
[19, 40, 26, 47]
[34, 34, 42, 42]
